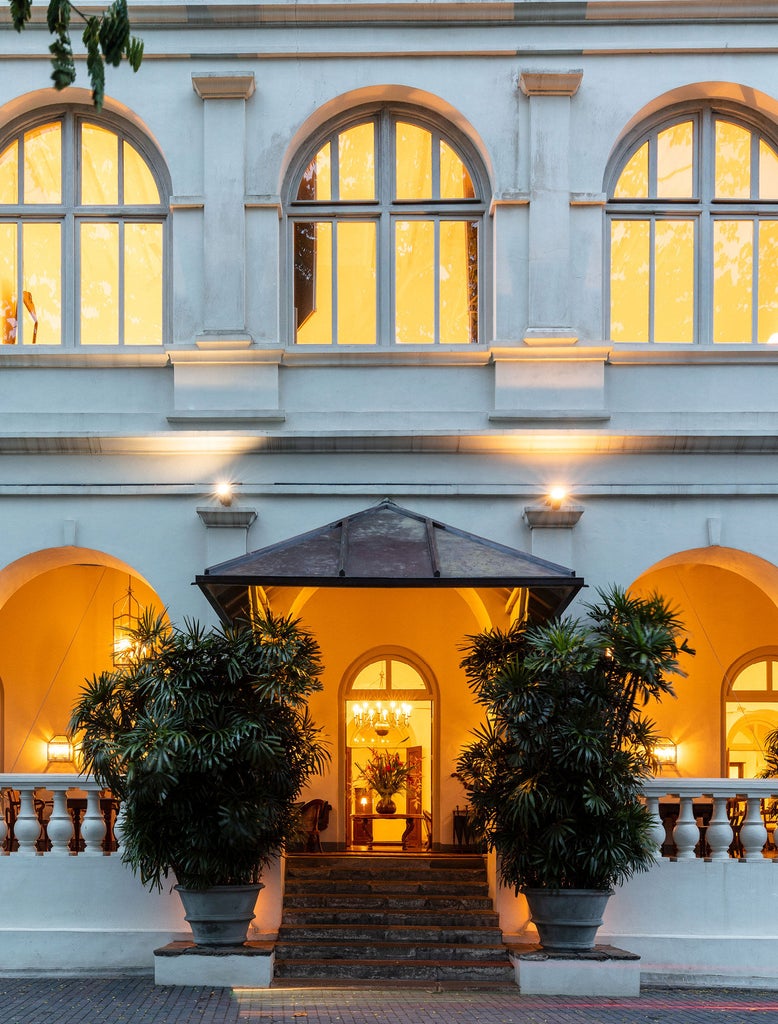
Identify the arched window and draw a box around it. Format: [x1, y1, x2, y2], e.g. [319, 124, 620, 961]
[287, 106, 485, 346]
[607, 104, 778, 345]
[724, 652, 778, 776]
[0, 108, 168, 347]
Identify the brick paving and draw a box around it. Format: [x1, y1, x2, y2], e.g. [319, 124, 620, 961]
[3, 981, 778, 1024]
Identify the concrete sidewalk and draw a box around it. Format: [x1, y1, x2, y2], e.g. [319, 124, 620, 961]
[3, 981, 778, 1024]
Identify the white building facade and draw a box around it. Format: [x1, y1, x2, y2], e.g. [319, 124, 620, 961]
[3, 0, 778, 984]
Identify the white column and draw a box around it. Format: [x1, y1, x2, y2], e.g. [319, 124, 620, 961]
[192, 74, 256, 343]
[519, 70, 582, 345]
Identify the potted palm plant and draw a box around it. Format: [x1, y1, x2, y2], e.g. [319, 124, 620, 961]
[69, 609, 329, 947]
[456, 585, 691, 951]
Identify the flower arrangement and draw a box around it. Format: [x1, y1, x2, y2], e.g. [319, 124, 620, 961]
[357, 749, 413, 798]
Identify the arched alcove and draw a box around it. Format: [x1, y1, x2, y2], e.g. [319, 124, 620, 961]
[629, 546, 778, 776]
[0, 547, 163, 772]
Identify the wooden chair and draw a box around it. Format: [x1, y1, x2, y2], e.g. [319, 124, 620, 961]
[294, 798, 332, 852]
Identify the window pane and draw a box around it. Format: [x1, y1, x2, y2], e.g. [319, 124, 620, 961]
[123, 141, 160, 204]
[440, 140, 475, 200]
[614, 142, 648, 199]
[0, 141, 18, 204]
[24, 123, 61, 204]
[716, 121, 752, 200]
[759, 140, 778, 200]
[124, 223, 162, 344]
[0, 222, 17, 344]
[339, 123, 374, 201]
[297, 143, 331, 201]
[80, 222, 119, 345]
[654, 220, 694, 343]
[758, 220, 778, 344]
[610, 220, 649, 342]
[396, 220, 434, 344]
[440, 220, 477, 344]
[294, 221, 333, 344]
[713, 220, 752, 343]
[337, 221, 376, 343]
[657, 121, 693, 198]
[353, 661, 388, 689]
[81, 123, 118, 205]
[732, 661, 769, 692]
[395, 122, 432, 200]
[390, 661, 426, 690]
[22, 222, 60, 344]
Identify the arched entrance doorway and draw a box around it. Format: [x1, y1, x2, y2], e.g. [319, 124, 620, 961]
[0, 547, 162, 773]
[629, 546, 778, 776]
[343, 649, 436, 851]
[723, 651, 778, 777]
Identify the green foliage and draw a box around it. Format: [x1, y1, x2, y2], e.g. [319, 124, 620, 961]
[456, 585, 693, 892]
[69, 609, 330, 891]
[758, 729, 778, 778]
[10, 0, 143, 110]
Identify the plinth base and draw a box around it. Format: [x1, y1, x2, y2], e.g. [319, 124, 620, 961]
[154, 941, 274, 987]
[510, 944, 640, 996]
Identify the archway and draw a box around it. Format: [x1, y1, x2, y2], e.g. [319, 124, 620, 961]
[629, 546, 778, 776]
[0, 547, 163, 773]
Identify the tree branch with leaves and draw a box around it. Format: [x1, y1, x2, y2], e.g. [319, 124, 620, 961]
[9, 0, 143, 110]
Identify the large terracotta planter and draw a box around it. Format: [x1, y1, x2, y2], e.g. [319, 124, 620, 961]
[522, 887, 612, 952]
[175, 883, 263, 947]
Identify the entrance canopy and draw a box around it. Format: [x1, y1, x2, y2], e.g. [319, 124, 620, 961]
[196, 499, 584, 624]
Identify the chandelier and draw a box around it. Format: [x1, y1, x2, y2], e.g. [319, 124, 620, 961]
[353, 701, 412, 737]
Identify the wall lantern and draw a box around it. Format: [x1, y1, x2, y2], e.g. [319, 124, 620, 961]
[113, 577, 140, 666]
[547, 486, 569, 509]
[652, 737, 678, 768]
[215, 482, 234, 507]
[47, 734, 74, 766]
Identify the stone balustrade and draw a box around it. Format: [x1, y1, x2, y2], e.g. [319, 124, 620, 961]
[1, 774, 119, 856]
[643, 777, 778, 862]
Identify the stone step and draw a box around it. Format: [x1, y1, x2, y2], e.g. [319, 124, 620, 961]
[281, 892, 496, 911]
[273, 958, 516, 983]
[281, 908, 500, 928]
[277, 923, 504, 944]
[284, 859, 485, 881]
[285, 855, 485, 874]
[283, 879, 489, 896]
[274, 939, 509, 962]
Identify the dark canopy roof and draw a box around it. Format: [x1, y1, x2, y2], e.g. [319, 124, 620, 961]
[196, 499, 584, 624]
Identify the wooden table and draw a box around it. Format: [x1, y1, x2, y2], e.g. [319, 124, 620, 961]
[350, 812, 425, 850]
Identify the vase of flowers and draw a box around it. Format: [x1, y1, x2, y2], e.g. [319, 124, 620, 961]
[357, 749, 413, 814]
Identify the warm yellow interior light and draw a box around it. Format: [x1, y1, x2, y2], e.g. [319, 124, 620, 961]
[47, 734, 74, 765]
[652, 737, 678, 767]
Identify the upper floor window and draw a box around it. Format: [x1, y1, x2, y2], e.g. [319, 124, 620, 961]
[0, 110, 167, 346]
[607, 105, 778, 345]
[287, 107, 484, 345]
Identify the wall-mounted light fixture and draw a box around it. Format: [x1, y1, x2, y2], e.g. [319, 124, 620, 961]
[547, 486, 569, 510]
[47, 734, 74, 766]
[652, 737, 678, 769]
[215, 482, 234, 507]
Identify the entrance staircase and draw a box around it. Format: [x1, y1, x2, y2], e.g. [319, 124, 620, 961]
[274, 853, 515, 983]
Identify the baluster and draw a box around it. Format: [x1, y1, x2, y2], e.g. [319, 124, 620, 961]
[80, 788, 107, 856]
[46, 787, 74, 856]
[644, 792, 665, 859]
[12, 787, 42, 855]
[739, 795, 768, 860]
[705, 794, 734, 861]
[672, 793, 699, 859]
[113, 799, 125, 852]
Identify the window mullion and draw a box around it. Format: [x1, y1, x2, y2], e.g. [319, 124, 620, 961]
[752, 217, 759, 344]
[64, 114, 76, 347]
[118, 220, 125, 346]
[648, 219, 656, 344]
[332, 219, 339, 345]
[433, 219, 441, 344]
[379, 113, 393, 346]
